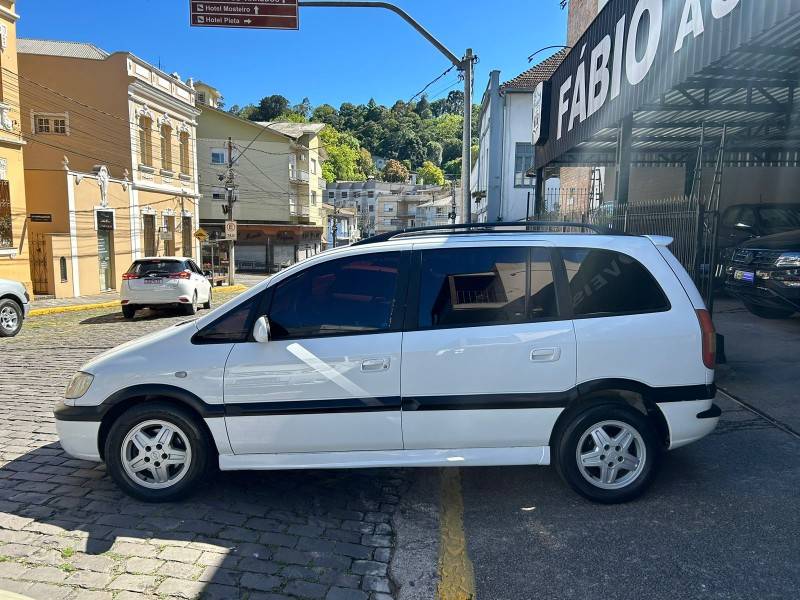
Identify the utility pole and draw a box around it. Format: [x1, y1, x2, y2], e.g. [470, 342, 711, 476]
[226, 136, 236, 285]
[449, 181, 457, 224]
[298, 1, 475, 224]
[331, 195, 338, 248]
[462, 48, 473, 224]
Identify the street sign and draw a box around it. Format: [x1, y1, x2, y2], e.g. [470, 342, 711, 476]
[225, 220, 238, 241]
[194, 227, 209, 242]
[190, 1, 299, 30]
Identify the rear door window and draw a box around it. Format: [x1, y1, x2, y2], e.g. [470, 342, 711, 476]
[417, 246, 558, 329]
[560, 248, 670, 317]
[128, 260, 185, 276]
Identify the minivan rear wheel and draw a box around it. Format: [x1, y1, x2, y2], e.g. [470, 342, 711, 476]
[104, 402, 210, 502]
[555, 404, 661, 504]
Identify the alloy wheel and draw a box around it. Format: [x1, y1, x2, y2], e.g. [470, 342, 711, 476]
[0, 306, 19, 333]
[575, 420, 646, 490]
[120, 420, 193, 489]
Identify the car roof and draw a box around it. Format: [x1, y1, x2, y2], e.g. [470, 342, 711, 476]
[134, 257, 192, 262]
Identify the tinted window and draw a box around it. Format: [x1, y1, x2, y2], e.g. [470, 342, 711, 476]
[194, 294, 259, 343]
[561, 248, 669, 317]
[128, 260, 186, 276]
[418, 246, 557, 328]
[758, 206, 800, 231]
[268, 253, 400, 339]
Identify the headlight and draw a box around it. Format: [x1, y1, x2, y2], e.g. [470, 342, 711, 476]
[65, 372, 94, 399]
[776, 252, 800, 267]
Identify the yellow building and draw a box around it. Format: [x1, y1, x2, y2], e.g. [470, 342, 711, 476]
[18, 39, 200, 297]
[0, 1, 31, 291]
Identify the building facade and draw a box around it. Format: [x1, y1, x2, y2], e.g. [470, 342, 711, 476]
[18, 39, 200, 298]
[0, 1, 30, 290]
[321, 202, 358, 248]
[196, 95, 326, 273]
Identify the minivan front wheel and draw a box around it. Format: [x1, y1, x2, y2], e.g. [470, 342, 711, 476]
[555, 404, 660, 504]
[105, 402, 210, 502]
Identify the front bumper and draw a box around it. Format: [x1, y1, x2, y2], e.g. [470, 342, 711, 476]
[54, 400, 103, 461]
[725, 278, 800, 310]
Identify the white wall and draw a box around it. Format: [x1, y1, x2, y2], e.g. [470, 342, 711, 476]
[500, 92, 536, 222]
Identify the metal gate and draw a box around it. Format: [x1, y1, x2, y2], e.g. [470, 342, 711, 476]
[30, 233, 49, 296]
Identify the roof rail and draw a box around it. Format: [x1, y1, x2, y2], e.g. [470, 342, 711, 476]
[352, 221, 615, 246]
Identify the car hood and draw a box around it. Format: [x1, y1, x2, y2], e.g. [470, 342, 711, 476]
[81, 319, 198, 374]
[739, 229, 800, 250]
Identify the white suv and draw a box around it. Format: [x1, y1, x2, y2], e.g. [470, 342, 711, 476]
[56, 226, 720, 503]
[120, 257, 212, 319]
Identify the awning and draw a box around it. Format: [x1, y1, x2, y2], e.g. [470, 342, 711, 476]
[535, 0, 800, 168]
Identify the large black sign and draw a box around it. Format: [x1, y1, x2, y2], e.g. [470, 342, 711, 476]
[536, 0, 800, 167]
[96, 210, 114, 231]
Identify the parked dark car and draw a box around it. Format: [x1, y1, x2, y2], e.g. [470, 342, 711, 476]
[719, 203, 800, 251]
[725, 229, 800, 319]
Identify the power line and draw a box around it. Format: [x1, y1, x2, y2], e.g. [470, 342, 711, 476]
[409, 64, 456, 104]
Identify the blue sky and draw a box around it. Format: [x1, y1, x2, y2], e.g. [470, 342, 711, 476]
[19, 1, 567, 109]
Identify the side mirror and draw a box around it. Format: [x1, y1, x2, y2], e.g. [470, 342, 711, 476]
[252, 316, 271, 344]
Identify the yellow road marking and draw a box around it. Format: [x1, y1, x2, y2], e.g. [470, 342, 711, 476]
[437, 468, 476, 600]
[28, 285, 247, 317]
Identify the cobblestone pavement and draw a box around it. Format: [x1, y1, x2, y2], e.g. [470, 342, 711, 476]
[0, 293, 405, 600]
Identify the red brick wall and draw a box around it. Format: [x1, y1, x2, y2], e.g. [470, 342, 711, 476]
[567, 0, 599, 46]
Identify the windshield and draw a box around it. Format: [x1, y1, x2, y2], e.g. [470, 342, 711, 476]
[758, 207, 800, 232]
[127, 260, 186, 276]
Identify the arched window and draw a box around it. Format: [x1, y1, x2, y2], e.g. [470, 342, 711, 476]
[179, 131, 190, 175]
[138, 115, 153, 167]
[161, 123, 173, 171]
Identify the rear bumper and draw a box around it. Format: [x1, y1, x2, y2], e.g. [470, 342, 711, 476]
[121, 282, 194, 306]
[658, 399, 721, 450]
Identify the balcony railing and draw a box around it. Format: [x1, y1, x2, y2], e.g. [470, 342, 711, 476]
[289, 203, 310, 217]
[289, 168, 310, 184]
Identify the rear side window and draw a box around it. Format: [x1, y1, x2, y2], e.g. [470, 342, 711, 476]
[417, 246, 558, 329]
[561, 248, 670, 317]
[128, 260, 186, 276]
[268, 252, 401, 339]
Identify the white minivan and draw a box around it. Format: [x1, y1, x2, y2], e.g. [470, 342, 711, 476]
[56, 226, 720, 504]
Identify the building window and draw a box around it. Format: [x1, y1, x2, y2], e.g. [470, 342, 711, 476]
[163, 215, 175, 256]
[514, 143, 535, 187]
[328, 191, 335, 199]
[161, 124, 173, 171]
[341, 191, 348, 199]
[369, 205, 374, 212]
[142, 213, 156, 256]
[211, 148, 226, 165]
[212, 188, 226, 201]
[179, 131, 191, 174]
[354, 191, 361, 198]
[0, 179, 10, 248]
[60, 256, 68, 283]
[197, 91, 207, 105]
[311, 191, 317, 206]
[310, 159, 318, 175]
[33, 112, 69, 135]
[383, 203, 395, 213]
[138, 115, 153, 167]
[368, 191, 374, 198]
[182, 216, 193, 258]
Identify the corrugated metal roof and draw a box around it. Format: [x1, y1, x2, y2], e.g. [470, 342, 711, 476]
[501, 50, 567, 91]
[18, 38, 110, 60]
[257, 121, 326, 139]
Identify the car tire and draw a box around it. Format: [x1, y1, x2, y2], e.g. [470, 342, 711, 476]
[554, 403, 661, 504]
[0, 298, 23, 337]
[104, 402, 212, 502]
[183, 292, 198, 316]
[121, 305, 136, 320]
[743, 302, 795, 319]
[202, 289, 212, 310]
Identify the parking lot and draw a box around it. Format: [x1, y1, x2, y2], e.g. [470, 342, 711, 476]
[0, 293, 798, 600]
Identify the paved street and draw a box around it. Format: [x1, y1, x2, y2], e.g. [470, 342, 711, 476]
[1, 293, 799, 600]
[0, 293, 403, 600]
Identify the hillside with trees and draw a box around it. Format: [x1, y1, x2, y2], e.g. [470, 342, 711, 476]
[228, 92, 479, 184]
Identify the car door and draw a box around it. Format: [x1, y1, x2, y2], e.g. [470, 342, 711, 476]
[223, 249, 409, 454]
[400, 242, 576, 450]
[189, 260, 211, 302]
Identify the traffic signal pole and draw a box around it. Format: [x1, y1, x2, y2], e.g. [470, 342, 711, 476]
[298, 1, 474, 223]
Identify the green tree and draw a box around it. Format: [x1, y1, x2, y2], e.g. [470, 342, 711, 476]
[418, 161, 445, 186]
[292, 97, 312, 119]
[256, 95, 289, 121]
[312, 104, 340, 129]
[425, 141, 443, 166]
[320, 126, 365, 183]
[443, 158, 462, 177]
[357, 148, 375, 179]
[442, 138, 462, 163]
[382, 159, 409, 183]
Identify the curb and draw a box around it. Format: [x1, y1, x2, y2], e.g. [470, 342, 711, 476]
[29, 285, 248, 317]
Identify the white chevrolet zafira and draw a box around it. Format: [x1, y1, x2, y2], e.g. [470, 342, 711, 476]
[56, 228, 720, 504]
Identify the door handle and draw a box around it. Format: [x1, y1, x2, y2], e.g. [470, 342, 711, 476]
[361, 357, 390, 372]
[530, 347, 561, 362]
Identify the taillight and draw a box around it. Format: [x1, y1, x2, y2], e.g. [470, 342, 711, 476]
[168, 270, 192, 279]
[696, 309, 716, 369]
[122, 272, 139, 280]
